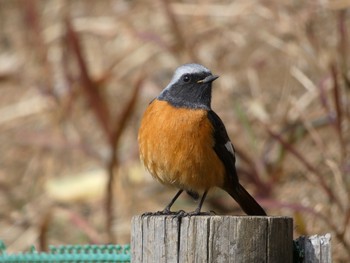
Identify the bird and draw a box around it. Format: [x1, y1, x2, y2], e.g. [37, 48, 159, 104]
[138, 63, 266, 216]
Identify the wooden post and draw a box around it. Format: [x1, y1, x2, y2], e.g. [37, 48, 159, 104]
[131, 215, 293, 263]
[294, 234, 332, 263]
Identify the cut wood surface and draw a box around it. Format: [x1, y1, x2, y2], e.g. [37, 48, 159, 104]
[131, 215, 293, 263]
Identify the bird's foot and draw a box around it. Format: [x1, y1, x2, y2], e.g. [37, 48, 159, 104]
[188, 210, 216, 216]
[142, 209, 216, 218]
[142, 209, 182, 217]
[173, 210, 216, 218]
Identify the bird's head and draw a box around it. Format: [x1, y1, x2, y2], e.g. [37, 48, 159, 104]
[158, 63, 219, 110]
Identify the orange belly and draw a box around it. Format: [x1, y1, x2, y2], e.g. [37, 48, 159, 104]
[138, 100, 225, 191]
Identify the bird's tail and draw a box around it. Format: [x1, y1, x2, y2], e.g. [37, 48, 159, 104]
[225, 183, 267, 216]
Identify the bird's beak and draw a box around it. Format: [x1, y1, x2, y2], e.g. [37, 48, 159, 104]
[197, 74, 219, 84]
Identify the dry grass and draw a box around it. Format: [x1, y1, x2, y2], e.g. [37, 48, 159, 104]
[0, 0, 349, 261]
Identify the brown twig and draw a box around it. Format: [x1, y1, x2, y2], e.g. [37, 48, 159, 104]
[105, 75, 143, 242]
[330, 63, 345, 157]
[68, 209, 103, 244]
[265, 125, 343, 210]
[317, 74, 335, 124]
[159, 0, 196, 60]
[234, 146, 271, 196]
[337, 10, 348, 72]
[21, 0, 57, 100]
[65, 17, 112, 142]
[38, 210, 52, 252]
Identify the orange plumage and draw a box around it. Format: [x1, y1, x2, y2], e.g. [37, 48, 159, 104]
[138, 99, 225, 191]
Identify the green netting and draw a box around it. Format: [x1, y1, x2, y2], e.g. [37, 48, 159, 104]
[0, 241, 130, 262]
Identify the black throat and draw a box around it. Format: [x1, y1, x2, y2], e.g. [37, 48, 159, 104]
[158, 82, 213, 110]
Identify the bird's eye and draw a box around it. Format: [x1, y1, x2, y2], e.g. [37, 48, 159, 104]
[183, 74, 191, 83]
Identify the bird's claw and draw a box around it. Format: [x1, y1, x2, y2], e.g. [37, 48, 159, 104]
[172, 210, 216, 218]
[142, 209, 216, 218]
[141, 209, 180, 217]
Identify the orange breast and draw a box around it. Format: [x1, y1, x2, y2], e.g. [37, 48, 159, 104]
[138, 100, 225, 191]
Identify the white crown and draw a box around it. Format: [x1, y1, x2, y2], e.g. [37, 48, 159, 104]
[164, 63, 211, 90]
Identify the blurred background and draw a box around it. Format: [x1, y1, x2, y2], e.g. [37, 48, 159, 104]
[0, 0, 349, 261]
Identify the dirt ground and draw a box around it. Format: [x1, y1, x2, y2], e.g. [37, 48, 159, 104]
[0, 0, 349, 262]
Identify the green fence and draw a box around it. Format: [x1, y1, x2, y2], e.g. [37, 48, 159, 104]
[0, 241, 130, 262]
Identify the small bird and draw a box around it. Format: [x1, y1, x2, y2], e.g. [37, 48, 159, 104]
[138, 63, 266, 216]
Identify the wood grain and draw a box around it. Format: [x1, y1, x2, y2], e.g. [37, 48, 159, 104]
[131, 215, 293, 263]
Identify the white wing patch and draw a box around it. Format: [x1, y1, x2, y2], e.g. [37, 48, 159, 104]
[225, 141, 235, 156]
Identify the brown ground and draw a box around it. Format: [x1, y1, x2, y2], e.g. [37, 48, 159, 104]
[0, 0, 349, 262]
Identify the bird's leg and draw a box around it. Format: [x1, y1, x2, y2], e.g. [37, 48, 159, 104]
[142, 189, 184, 216]
[176, 190, 215, 217]
[192, 190, 209, 214]
[161, 189, 184, 214]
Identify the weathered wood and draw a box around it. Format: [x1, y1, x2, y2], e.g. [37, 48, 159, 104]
[131, 215, 293, 263]
[294, 234, 332, 263]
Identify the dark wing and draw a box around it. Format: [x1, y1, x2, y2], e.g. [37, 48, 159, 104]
[207, 110, 238, 185]
[207, 110, 267, 216]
